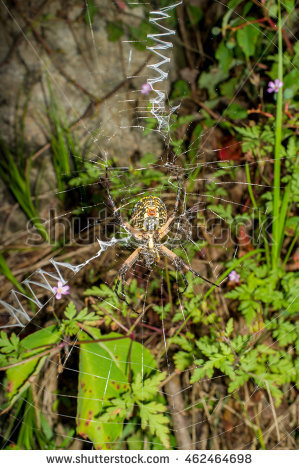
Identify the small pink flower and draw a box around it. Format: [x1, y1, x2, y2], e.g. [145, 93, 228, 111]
[53, 281, 70, 300]
[141, 82, 152, 95]
[228, 270, 240, 283]
[267, 79, 283, 93]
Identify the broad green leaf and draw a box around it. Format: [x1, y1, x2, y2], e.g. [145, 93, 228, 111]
[215, 41, 233, 73]
[220, 77, 238, 98]
[6, 326, 61, 401]
[76, 330, 157, 449]
[236, 24, 260, 59]
[284, 0, 295, 14]
[224, 103, 247, 120]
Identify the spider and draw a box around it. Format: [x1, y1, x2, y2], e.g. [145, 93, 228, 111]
[103, 176, 219, 304]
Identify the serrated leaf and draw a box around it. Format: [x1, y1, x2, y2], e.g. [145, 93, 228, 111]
[64, 302, 77, 319]
[140, 401, 170, 449]
[225, 318, 234, 337]
[173, 351, 193, 371]
[132, 372, 166, 401]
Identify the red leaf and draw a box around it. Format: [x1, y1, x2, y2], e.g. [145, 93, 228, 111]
[218, 136, 242, 161]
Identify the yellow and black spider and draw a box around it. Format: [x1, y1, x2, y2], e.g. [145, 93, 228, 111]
[103, 176, 219, 303]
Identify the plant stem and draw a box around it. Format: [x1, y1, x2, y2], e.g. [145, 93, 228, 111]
[271, 0, 283, 270]
[245, 162, 258, 210]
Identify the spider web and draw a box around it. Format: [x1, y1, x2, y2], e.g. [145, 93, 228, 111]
[0, 0, 298, 451]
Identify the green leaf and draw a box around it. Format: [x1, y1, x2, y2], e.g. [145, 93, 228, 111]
[64, 302, 77, 319]
[140, 402, 170, 449]
[171, 80, 191, 100]
[236, 24, 260, 59]
[76, 330, 157, 449]
[284, 0, 295, 14]
[132, 372, 166, 401]
[0, 331, 20, 355]
[215, 41, 233, 73]
[220, 77, 238, 99]
[224, 103, 247, 120]
[222, 0, 244, 31]
[173, 351, 193, 371]
[225, 318, 234, 338]
[5, 326, 61, 403]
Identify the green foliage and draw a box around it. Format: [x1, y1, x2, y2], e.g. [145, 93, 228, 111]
[76, 328, 170, 449]
[46, 78, 88, 203]
[2, 326, 61, 412]
[61, 301, 100, 336]
[226, 267, 298, 325]
[235, 124, 275, 158]
[236, 23, 260, 59]
[101, 372, 170, 448]
[85, 280, 142, 320]
[0, 331, 20, 357]
[0, 254, 25, 292]
[223, 103, 247, 120]
[171, 80, 191, 100]
[0, 136, 49, 241]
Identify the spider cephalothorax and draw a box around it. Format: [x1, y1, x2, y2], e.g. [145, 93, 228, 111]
[103, 176, 219, 304]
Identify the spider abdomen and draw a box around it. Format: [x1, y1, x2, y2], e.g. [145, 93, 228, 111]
[131, 196, 167, 232]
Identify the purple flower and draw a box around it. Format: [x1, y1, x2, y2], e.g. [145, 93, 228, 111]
[141, 82, 152, 95]
[53, 281, 70, 300]
[228, 270, 240, 283]
[267, 79, 283, 93]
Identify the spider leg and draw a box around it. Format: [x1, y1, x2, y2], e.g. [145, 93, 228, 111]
[160, 245, 220, 290]
[114, 247, 142, 304]
[101, 168, 125, 226]
[178, 268, 189, 293]
[100, 169, 143, 240]
[158, 179, 184, 240]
